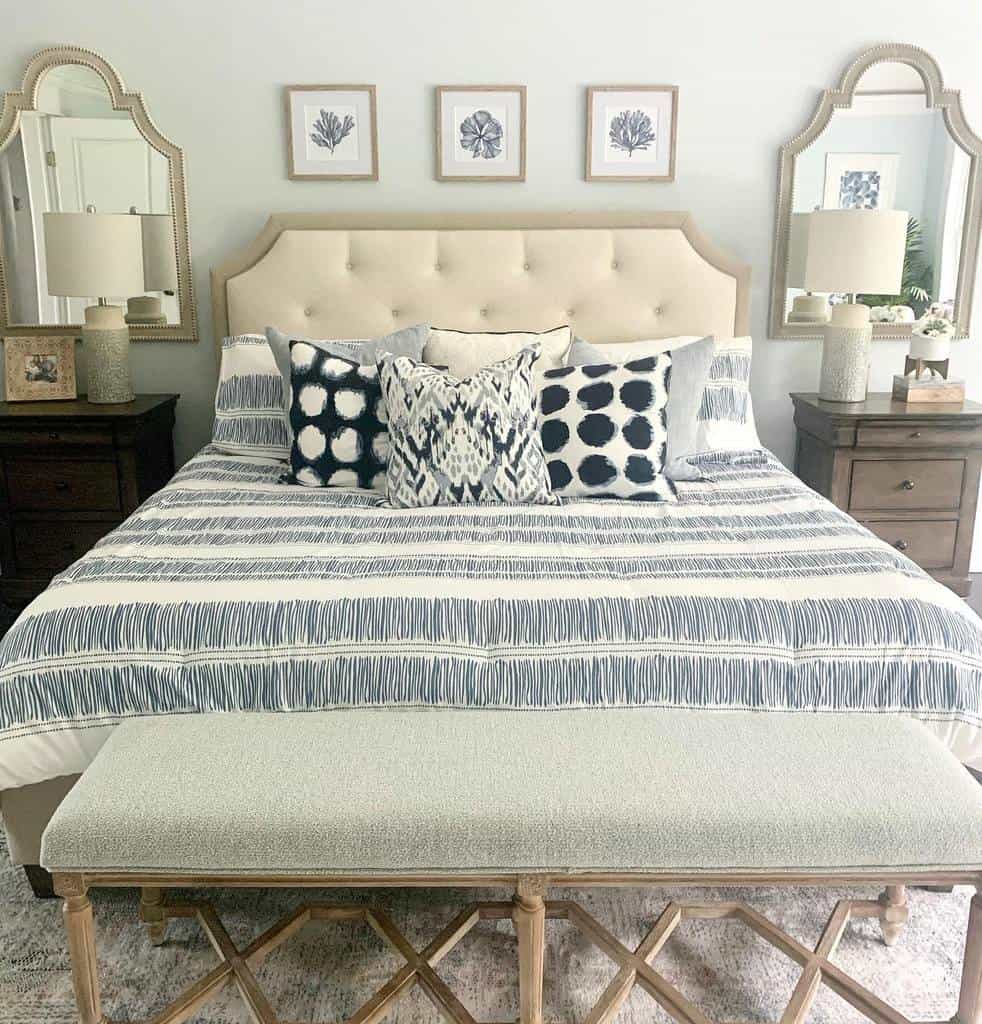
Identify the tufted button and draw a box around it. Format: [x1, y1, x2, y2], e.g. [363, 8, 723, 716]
[434, 263, 442, 271]
[480, 308, 489, 317]
[653, 306, 663, 316]
[611, 260, 619, 270]
[303, 307, 313, 317]
[345, 262, 353, 271]
[566, 309, 575, 318]
[392, 309, 400, 318]
[523, 262, 530, 271]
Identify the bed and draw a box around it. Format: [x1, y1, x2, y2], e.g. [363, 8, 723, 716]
[1, 211, 981, 870]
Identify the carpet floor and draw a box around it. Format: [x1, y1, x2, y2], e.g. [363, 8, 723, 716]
[0, 838, 971, 1022]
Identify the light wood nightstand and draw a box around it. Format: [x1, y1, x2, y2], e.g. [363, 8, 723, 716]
[0, 394, 178, 614]
[791, 392, 982, 598]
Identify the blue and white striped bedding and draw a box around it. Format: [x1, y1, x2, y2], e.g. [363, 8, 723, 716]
[0, 444, 980, 791]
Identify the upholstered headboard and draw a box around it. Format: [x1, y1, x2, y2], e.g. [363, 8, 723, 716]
[211, 212, 750, 355]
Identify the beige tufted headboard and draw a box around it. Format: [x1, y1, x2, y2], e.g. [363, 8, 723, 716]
[211, 211, 750, 355]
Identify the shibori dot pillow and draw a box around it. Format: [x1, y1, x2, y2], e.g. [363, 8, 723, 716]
[288, 342, 389, 491]
[378, 345, 556, 508]
[538, 354, 676, 501]
[212, 334, 290, 459]
[423, 325, 572, 380]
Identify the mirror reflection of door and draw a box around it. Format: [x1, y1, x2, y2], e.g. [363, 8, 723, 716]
[0, 62, 178, 327]
[785, 59, 972, 328]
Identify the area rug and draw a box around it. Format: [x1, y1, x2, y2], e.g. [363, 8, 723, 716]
[0, 834, 969, 1022]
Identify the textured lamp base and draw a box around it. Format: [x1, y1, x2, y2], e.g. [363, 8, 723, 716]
[819, 304, 872, 403]
[83, 306, 134, 405]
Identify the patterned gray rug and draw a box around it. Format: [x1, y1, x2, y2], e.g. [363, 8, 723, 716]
[0, 835, 969, 1022]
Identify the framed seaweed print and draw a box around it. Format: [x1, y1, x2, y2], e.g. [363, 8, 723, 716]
[436, 86, 526, 182]
[285, 85, 379, 180]
[586, 86, 678, 182]
[3, 336, 76, 401]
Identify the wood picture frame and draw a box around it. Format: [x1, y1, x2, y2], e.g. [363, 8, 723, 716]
[3, 336, 77, 401]
[436, 85, 527, 182]
[586, 85, 678, 182]
[285, 84, 379, 181]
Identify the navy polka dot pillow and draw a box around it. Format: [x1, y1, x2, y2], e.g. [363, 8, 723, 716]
[288, 341, 388, 490]
[538, 355, 676, 501]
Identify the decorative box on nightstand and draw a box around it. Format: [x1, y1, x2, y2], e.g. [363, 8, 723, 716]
[791, 393, 982, 598]
[0, 394, 178, 613]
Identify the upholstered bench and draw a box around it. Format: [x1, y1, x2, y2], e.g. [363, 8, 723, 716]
[42, 709, 982, 1024]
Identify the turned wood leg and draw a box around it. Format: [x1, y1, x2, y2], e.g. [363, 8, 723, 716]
[514, 876, 547, 1024]
[61, 884, 105, 1024]
[878, 885, 909, 947]
[958, 892, 982, 1024]
[139, 886, 167, 945]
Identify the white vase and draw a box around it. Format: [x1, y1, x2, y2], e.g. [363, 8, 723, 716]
[908, 333, 952, 361]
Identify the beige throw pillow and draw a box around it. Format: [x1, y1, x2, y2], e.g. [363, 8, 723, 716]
[423, 325, 572, 379]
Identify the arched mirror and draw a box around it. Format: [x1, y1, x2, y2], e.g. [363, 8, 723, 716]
[0, 46, 196, 341]
[770, 43, 982, 339]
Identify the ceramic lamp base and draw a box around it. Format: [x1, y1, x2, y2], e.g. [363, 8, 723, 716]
[818, 304, 871, 403]
[83, 305, 134, 405]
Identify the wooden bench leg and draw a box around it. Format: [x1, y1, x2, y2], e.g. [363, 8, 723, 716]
[56, 877, 106, 1024]
[878, 884, 908, 946]
[958, 892, 982, 1024]
[139, 886, 168, 945]
[514, 876, 547, 1024]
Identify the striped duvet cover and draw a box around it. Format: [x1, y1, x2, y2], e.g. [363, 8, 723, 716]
[0, 444, 980, 791]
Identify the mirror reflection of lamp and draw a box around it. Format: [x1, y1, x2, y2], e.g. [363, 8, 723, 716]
[803, 209, 908, 403]
[786, 212, 830, 324]
[126, 208, 177, 326]
[43, 205, 143, 404]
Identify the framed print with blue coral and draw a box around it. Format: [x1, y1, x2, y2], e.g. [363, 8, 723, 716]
[285, 85, 378, 180]
[586, 86, 678, 182]
[436, 86, 526, 181]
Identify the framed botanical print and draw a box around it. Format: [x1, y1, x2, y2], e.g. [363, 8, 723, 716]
[586, 85, 678, 182]
[3, 336, 77, 401]
[285, 85, 379, 180]
[823, 153, 899, 210]
[436, 86, 526, 182]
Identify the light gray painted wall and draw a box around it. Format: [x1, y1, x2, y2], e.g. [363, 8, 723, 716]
[2, 0, 982, 559]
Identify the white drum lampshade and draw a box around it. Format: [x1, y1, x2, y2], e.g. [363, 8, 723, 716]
[126, 213, 178, 325]
[786, 213, 828, 324]
[42, 211, 144, 405]
[803, 209, 908, 403]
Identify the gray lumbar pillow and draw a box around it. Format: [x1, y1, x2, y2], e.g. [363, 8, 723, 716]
[265, 324, 429, 414]
[567, 335, 715, 481]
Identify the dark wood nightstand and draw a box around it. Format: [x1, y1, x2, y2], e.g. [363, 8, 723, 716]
[791, 392, 982, 597]
[0, 394, 178, 612]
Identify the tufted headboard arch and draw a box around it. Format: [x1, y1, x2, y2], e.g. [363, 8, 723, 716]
[211, 211, 751, 357]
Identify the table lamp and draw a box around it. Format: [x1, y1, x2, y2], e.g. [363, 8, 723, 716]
[126, 211, 178, 326]
[43, 209, 144, 404]
[803, 209, 908, 403]
[786, 213, 829, 324]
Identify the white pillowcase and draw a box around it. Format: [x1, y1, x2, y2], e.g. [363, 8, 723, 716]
[424, 325, 572, 379]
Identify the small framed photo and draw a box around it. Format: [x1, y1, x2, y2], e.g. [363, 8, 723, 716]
[285, 85, 378, 180]
[823, 153, 899, 210]
[4, 336, 77, 402]
[586, 86, 678, 182]
[436, 86, 526, 182]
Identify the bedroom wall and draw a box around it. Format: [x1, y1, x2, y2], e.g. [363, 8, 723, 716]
[3, 0, 982, 559]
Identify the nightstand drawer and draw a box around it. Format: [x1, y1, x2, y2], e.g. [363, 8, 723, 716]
[865, 519, 957, 570]
[5, 459, 120, 512]
[856, 423, 982, 448]
[0, 426, 113, 448]
[14, 521, 116, 571]
[849, 459, 963, 511]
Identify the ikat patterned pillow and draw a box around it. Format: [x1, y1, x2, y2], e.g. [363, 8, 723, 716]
[288, 342, 389, 491]
[538, 355, 677, 501]
[377, 345, 556, 508]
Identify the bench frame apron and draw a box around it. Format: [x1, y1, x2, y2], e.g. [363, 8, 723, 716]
[53, 868, 982, 1024]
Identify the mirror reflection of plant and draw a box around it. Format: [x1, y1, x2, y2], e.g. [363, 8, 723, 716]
[609, 109, 656, 156]
[310, 110, 355, 153]
[857, 216, 934, 317]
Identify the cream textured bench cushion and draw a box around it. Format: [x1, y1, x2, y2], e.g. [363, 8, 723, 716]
[40, 709, 982, 876]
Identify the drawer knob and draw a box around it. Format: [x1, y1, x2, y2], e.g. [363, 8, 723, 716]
[910, 431, 922, 439]
[48, 431, 60, 441]
[54, 481, 70, 492]
[901, 479, 916, 491]
[62, 541, 75, 553]
[894, 539, 909, 552]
